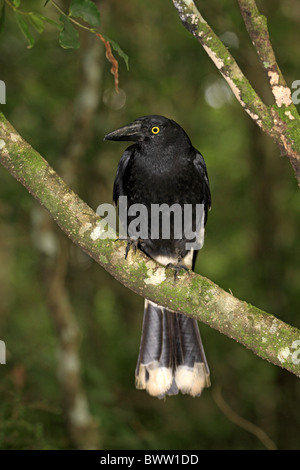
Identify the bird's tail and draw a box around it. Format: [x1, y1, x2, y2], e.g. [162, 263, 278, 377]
[135, 299, 210, 398]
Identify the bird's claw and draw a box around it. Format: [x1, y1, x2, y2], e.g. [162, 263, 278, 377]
[115, 237, 142, 259]
[166, 262, 189, 281]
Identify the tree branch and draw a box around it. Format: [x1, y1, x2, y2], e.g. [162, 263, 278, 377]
[173, 0, 269, 129]
[172, 0, 300, 185]
[1, 112, 300, 380]
[237, 0, 290, 103]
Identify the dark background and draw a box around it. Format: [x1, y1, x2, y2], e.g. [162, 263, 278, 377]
[0, 0, 300, 450]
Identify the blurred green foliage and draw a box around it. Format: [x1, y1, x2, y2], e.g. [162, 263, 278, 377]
[0, 0, 300, 450]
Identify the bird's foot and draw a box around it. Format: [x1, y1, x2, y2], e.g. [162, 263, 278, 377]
[166, 262, 189, 281]
[115, 236, 143, 259]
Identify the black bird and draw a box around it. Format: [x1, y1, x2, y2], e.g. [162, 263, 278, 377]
[105, 115, 211, 398]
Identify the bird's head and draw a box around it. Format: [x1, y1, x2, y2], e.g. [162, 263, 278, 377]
[104, 115, 191, 147]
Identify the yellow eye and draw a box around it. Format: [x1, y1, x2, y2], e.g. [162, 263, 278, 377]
[151, 126, 160, 134]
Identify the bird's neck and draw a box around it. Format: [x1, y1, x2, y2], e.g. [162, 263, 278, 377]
[138, 142, 191, 166]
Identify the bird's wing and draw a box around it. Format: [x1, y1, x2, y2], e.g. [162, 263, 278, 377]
[113, 145, 134, 206]
[191, 151, 211, 269]
[193, 150, 211, 210]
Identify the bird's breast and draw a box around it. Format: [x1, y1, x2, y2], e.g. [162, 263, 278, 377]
[125, 153, 199, 205]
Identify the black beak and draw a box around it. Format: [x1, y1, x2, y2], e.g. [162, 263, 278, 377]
[104, 121, 144, 142]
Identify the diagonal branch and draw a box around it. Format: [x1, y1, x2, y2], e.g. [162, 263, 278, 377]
[1, 112, 300, 380]
[237, 0, 291, 107]
[172, 0, 300, 186]
[172, 0, 270, 130]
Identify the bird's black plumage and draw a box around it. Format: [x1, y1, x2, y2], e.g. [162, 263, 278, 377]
[105, 115, 211, 398]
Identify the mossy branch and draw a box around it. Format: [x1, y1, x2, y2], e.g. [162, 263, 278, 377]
[1, 112, 300, 380]
[237, 0, 289, 94]
[172, 0, 300, 185]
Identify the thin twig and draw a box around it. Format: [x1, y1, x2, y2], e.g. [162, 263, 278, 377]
[96, 32, 119, 92]
[213, 385, 277, 450]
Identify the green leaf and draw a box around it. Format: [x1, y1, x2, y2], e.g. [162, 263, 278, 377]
[29, 13, 44, 34]
[44, 0, 50, 5]
[15, 12, 35, 48]
[109, 38, 129, 71]
[12, 0, 21, 7]
[39, 14, 61, 29]
[59, 15, 80, 49]
[69, 0, 100, 27]
[101, 34, 129, 70]
[0, 3, 5, 35]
